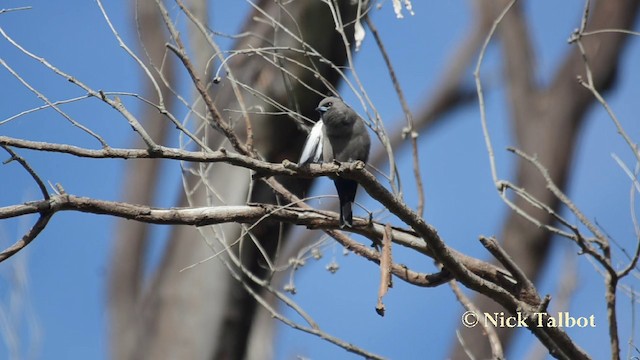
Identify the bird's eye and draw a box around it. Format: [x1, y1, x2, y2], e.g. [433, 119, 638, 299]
[327, 102, 333, 107]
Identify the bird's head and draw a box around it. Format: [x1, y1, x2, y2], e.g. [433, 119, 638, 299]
[315, 97, 341, 114]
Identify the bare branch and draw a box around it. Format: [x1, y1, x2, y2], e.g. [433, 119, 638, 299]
[0, 6, 32, 14]
[450, 280, 504, 360]
[0, 58, 108, 147]
[375, 224, 393, 316]
[479, 236, 537, 299]
[0, 214, 52, 263]
[365, 16, 424, 216]
[0, 28, 158, 150]
[1, 146, 49, 201]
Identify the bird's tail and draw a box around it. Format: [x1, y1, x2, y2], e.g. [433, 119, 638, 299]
[334, 178, 358, 228]
[340, 200, 353, 228]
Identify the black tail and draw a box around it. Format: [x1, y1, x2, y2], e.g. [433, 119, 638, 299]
[334, 178, 358, 228]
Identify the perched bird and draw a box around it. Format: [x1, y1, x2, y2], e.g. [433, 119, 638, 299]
[298, 97, 371, 227]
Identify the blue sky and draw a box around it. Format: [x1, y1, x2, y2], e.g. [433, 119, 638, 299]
[1, 1, 639, 359]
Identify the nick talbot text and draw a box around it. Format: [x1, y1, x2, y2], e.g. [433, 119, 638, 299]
[484, 311, 595, 328]
[462, 311, 596, 329]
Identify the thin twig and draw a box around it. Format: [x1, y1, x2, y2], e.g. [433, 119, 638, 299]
[154, 0, 249, 154]
[0, 95, 90, 125]
[450, 279, 504, 360]
[0, 58, 108, 147]
[0, 214, 53, 263]
[474, 0, 517, 186]
[508, 147, 610, 252]
[0, 6, 32, 14]
[479, 236, 538, 300]
[321, 0, 402, 196]
[174, 0, 254, 150]
[165, 41, 249, 156]
[365, 16, 425, 216]
[571, 2, 622, 357]
[1, 146, 49, 200]
[611, 154, 640, 278]
[96, 0, 165, 108]
[0, 29, 158, 150]
[199, 226, 386, 360]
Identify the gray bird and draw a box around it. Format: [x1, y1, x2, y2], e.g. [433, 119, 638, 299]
[298, 97, 371, 227]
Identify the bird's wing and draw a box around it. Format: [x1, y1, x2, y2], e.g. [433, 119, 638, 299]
[298, 120, 324, 165]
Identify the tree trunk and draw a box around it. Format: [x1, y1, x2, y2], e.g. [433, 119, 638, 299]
[109, 1, 358, 359]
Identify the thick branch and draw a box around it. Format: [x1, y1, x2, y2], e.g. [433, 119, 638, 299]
[0, 193, 511, 290]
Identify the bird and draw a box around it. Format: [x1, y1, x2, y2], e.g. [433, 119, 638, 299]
[298, 97, 371, 227]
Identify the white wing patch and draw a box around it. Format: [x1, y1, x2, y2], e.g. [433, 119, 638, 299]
[298, 120, 324, 165]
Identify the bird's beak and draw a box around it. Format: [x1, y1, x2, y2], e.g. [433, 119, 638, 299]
[316, 105, 328, 113]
